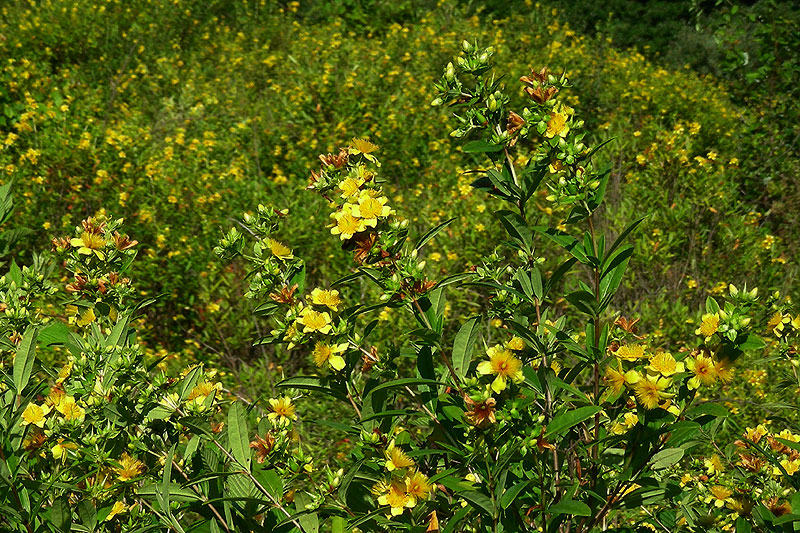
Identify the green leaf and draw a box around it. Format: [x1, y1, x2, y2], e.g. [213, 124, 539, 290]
[368, 378, 444, 395]
[565, 290, 597, 316]
[738, 333, 766, 351]
[49, 496, 71, 532]
[549, 499, 591, 517]
[496, 210, 532, 254]
[276, 376, 346, 400]
[533, 226, 588, 263]
[501, 480, 531, 509]
[39, 321, 70, 347]
[415, 217, 456, 250]
[546, 406, 602, 437]
[459, 490, 494, 516]
[649, 448, 684, 470]
[462, 139, 504, 153]
[453, 316, 481, 380]
[13, 326, 39, 394]
[227, 402, 251, 469]
[607, 216, 646, 256]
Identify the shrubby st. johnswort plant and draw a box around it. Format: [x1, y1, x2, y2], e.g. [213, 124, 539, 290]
[1, 42, 799, 533]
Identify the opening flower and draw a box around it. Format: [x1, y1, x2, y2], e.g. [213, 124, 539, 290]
[708, 485, 732, 508]
[646, 352, 684, 377]
[114, 453, 145, 481]
[377, 480, 413, 516]
[297, 307, 332, 334]
[616, 344, 647, 362]
[70, 231, 106, 259]
[339, 176, 364, 199]
[330, 206, 366, 241]
[55, 396, 86, 424]
[405, 470, 432, 503]
[21, 403, 51, 428]
[604, 364, 627, 396]
[352, 192, 391, 226]
[268, 397, 297, 426]
[696, 313, 719, 339]
[633, 376, 672, 410]
[686, 353, 718, 389]
[545, 110, 569, 138]
[310, 288, 342, 311]
[267, 238, 293, 260]
[385, 446, 415, 472]
[477, 345, 524, 393]
[312, 341, 347, 371]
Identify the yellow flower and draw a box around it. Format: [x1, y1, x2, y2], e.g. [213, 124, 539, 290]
[633, 376, 672, 410]
[686, 354, 718, 389]
[377, 480, 413, 516]
[21, 402, 51, 428]
[56, 360, 73, 384]
[312, 341, 347, 371]
[505, 337, 525, 351]
[545, 110, 569, 138]
[56, 396, 86, 423]
[616, 344, 647, 362]
[405, 470, 432, 503]
[476, 345, 524, 393]
[310, 288, 342, 311]
[704, 454, 725, 476]
[52, 439, 78, 462]
[350, 138, 379, 155]
[115, 453, 145, 481]
[604, 364, 627, 396]
[339, 177, 364, 200]
[77, 307, 96, 327]
[330, 205, 366, 240]
[709, 485, 732, 508]
[298, 307, 332, 334]
[70, 232, 105, 259]
[646, 352, 684, 377]
[385, 446, 415, 472]
[696, 314, 719, 339]
[105, 501, 127, 521]
[267, 238, 293, 260]
[352, 192, 392, 226]
[268, 397, 297, 425]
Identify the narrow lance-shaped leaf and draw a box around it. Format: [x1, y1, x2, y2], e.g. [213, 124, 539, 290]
[453, 316, 480, 380]
[227, 402, 251, 470]
[13, 326, 39, 393]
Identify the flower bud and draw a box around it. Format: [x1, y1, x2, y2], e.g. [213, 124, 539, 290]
[430, 97, 443, 107]
[445, 62, 455, 81]
[462, 40, 471, 52]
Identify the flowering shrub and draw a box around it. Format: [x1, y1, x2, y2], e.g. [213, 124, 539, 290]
[1, 22, 799, 533]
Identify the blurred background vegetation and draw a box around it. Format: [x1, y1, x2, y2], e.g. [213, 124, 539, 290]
[1, 0, 797, 418]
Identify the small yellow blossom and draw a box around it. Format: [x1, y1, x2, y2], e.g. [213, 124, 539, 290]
[310, 288, 343, 311]
[633, 376, 672, 410]
[616, 344, 647, 362]
[385, 446, 415, 472]
[21, 403, 51, 428]
[477, 345, 524, 393]
[646, 352, 684, 377]
[298, 307, 332, 334]
[268, 397, 297, 425]
[312, 341, 347, 371]
[267, 238, 293, 260]
[115, 453, 145, 481]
